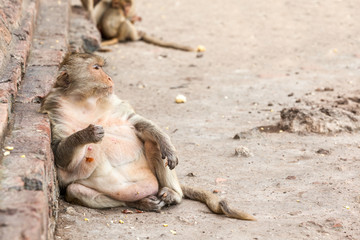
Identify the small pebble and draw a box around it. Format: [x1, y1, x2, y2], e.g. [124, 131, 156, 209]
[235, 146, 253, 157]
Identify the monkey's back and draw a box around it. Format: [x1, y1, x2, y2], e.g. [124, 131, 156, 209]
[100, 8, 126, 39]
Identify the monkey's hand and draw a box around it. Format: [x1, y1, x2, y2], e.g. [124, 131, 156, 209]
[161, 145, 178, 170]
[130, 15, 142, 23]
[82, 124, 104, 143]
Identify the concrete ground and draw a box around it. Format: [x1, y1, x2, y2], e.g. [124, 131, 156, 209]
[56, 0, 360, 240]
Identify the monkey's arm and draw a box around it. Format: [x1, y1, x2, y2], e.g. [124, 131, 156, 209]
[128, 114, 178, 169]
[52, 124, 104, 169]
[93, 0, 111, 25]
[80, 0, 93, 11]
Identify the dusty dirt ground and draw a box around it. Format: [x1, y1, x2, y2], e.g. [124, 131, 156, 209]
[55, 0, 360, 239]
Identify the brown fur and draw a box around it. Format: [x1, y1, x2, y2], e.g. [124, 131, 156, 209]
[181, 185, 256, 221]
[81, 0, 111, 24]
[41, 52, 255, 220]
[99, 0, 196, 52]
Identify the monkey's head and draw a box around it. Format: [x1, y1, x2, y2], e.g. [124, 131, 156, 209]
[112, 0, 132, 15]
[55, 53, 114, 98]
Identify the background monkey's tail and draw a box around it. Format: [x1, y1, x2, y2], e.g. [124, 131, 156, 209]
[140, 32, 196, 52]
[181, 185, 256, 221]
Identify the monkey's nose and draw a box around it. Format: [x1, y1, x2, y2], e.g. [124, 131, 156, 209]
[108, 77, 114, 85]
[107, 77, 114, 87]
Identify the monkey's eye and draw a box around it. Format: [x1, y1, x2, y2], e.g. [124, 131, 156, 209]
[93, 64, 101, 70]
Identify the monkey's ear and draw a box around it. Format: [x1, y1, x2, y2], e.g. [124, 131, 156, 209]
[54, 71, 70, 88]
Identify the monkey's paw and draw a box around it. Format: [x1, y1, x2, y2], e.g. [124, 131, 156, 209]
[85, 124, 104, 143]
[158, 187, 182, 205]
[138, 195, 165, 212]
[161, 148, 178, 170]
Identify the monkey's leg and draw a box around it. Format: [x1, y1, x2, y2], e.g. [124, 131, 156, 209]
[101, 21, 140, 46]
[52, 124, 104, 169]
[66, 183, 126, 208]
[117, 20, 140, 41]
[144, 141, 183, 206]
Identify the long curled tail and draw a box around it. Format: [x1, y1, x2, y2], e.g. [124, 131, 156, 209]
[140, 32, 196, 52]
[181, 185, 256, 221]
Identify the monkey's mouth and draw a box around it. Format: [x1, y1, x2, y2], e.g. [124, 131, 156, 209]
[94, 86, 113, 96]
[107, 86, 114, 94]
[104, 86, 113, 94]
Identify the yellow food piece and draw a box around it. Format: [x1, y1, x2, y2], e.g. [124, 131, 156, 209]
[119, 220, 124, 224]
[84, 218, 89, 221]
[197, 45, 206, 52]
[163, 224, 168, 227]
[5, 146, 14, 151]
[175, 94, 186, 103]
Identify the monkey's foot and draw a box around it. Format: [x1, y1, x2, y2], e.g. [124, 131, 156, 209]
[138, 30, 146, 38]
[158, 187, 182, 206]
[127, 195, 165, 212]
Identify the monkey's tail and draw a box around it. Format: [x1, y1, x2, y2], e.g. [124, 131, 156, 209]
[101, 38, 119, 47]
[181, 185, 256, 221]
[140, 32, 196, 52]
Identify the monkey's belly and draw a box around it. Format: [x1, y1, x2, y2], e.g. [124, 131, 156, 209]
[101, 129, 144, 166]
[80, 130, 159, 202]
[81, 161, 159, 202]
[108, 170, 159, 202]
[101, 15, 124, 39]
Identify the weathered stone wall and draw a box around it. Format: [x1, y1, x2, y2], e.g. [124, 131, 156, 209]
[0, 0, 70, 239]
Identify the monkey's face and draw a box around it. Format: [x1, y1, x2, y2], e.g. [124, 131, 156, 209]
[112, 0, 131, 8]
[56, 53, 114, 98]
[87, 62, 114, 96]
[112, 0, 132, 15]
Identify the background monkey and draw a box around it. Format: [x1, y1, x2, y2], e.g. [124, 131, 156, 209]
[81, 0, 111, 25]
[41, 52, 255, 220]
[99, 0, 198, 52]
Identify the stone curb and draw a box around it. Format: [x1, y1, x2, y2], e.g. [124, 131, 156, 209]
[0, 0, 70, 239]
[0, 104, 55, 240]
[0, 0, 39, 143]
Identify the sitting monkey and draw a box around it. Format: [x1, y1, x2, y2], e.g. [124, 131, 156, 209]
[99, 0, 198, 52]
[41, 53, 255, 220]
[80, 0, 111, 25]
